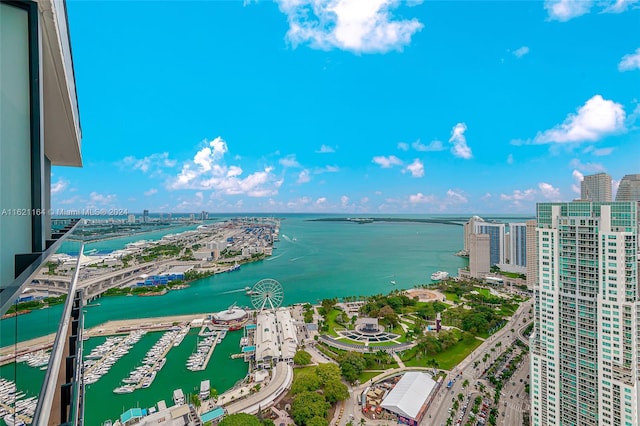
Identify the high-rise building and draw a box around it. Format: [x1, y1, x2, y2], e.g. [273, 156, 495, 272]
[463, 215, 485, 254]
[468, 233, 490, 278]
[127, 214, 136, 224]
[499, 222, 527, 274]
[525, 219, 537, 289]
[530, 202, 639, 426]
[615, 174, 640, 202]
[474, 222, 506, 266]
[143, 209, 149, 223]
[580, 172, 612, 202]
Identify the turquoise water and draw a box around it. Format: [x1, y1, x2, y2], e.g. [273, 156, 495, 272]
[1, 214, 474, 422]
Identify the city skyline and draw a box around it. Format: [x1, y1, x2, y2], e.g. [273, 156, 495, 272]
[53, 1, 640, 214]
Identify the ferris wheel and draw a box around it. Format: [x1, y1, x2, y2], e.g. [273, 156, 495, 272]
[250, 278, 284, 311]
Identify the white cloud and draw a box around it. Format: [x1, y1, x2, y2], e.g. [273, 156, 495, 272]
[315, 197, 327, 205]
[507, 154, 514, 164]
[538, 182, 561, 200]
[404, 159, 424, 177]
[408, 192, 434, 204]
[592, 147, 615, 156]
[500, 189, 536, 201]
[315, 144, 335, 153]
[413, 139, 444, 152]
[297, 169, 311, 184]
[51, 178, 68, 195]
[534, 95, 626, 144]
[144, 188, 158, 196]
[513, 46, 530, 58]
[169, 137, 283, 197]
[446, 189, 468, 204]
[544, 0, 593, 21]
[340, 195, 350, 208]
[121, 152, 177, 175]
[397, 142, 410, 151]
[569, 158, 605, 173]
[315, 165, 340, 173]
[372, 155, 403, 168]
[279, 155, 301, 168]
[619, 48, 640, 72]
[603, 0, 639, 13]
[572, 169, 584, 194]
[88, 192, 117, 207]
[287, 196, 312, 209]
[448, 123, 473, 159]
[276, 0, 423, 53]
[481, 192, 492, 200]
[612, 179, 621, 197]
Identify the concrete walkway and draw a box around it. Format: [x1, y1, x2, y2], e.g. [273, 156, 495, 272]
[225, 361, 293, 415]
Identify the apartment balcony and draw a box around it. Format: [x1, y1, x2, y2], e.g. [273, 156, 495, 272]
[1, 219, 85, 425]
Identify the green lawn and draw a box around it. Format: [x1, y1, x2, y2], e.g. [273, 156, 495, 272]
[358, 371, 382, 384]
[444, 292, 461, 303]
[325, 308, 343, 337]
[369, 340, 400, 347]
[433, 337, 483, 370]
[476, 288, 490, 297]
[293, 366, 317, 380]
[401, 337, 483, 370]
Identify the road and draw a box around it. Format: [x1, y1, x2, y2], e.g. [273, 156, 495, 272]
[424, 299, 533, 426]
[499, 352, 530, 426]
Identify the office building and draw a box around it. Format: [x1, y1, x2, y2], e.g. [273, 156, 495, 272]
[468, 233, 490, 278]
[142, 209, 149, 223]
[615, 174, 640, 201]
[474, 222, 506, 266]
[463, 215, 485, 254]
[580, 172, 612, 202]
[127, 214, 136, 224]
[530, 202, 639, 426]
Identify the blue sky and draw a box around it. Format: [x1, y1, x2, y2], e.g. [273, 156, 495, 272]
[54, 0, 640, 214]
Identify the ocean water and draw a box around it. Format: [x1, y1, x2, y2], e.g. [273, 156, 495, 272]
[1, 214, 481, 423]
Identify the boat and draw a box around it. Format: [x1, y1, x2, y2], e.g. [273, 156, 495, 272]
[173, 388, 185, 406]
[113, 385, 135, 394]
[430, 271, 449, 281]
[227, 262, 240, 272]
[3, 414, 26, 426]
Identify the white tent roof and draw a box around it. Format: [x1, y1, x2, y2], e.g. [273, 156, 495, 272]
[380, 372, 436, 420]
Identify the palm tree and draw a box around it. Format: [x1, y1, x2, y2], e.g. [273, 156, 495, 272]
[190, 393, 201, 409]
[462, 379, 469, 395]
[359, 418, 366, 426]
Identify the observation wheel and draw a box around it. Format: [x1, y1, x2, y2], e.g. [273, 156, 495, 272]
[250, 278, 284, 311]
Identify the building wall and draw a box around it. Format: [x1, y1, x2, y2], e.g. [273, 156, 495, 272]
[581, 173, 612, 202]
[615, 174, 640, 202]
[526, 219, 537, 290]
[474, 223, 505, 266]
[531, 202, 639, 426]
[469, 233, 490, 278]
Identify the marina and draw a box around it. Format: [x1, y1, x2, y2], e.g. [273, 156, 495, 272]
[0, 378, 37, 425]
[83, 330, 146, 385]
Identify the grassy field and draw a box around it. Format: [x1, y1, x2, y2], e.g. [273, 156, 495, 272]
[444, 292, 461, 303]
[293, 366, 317, 380]
[476, 288, 491, 297]
[326, 308, 343, 337]
[359, 371, 383, 384]
[401, 337, 483, 370]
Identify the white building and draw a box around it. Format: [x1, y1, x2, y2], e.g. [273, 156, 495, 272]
[255, 308, 298, 366]
[380, 372, 437, 424]
[531, 202, 640, 426]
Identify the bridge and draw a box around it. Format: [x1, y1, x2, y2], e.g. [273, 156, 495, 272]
[28, 261, 170, 300]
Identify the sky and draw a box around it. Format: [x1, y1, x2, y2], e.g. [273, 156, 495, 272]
[54, 0, 640, 214]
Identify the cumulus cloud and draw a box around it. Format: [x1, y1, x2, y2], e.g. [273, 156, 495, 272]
[168, 137, 283, 197]
[404, 159, 424, 177]
[279, 155, 301, 168]
[297, 169, 311, 184]
[315, 144, 336, 153]
[544, 0, 593, 21]
[88, 192, 117, 207]
[545, 0, 637, 21]
[572, 169, 584, 194]
[315, 197, 327, 205]
[448, 123, 473, 159]
[513, 46, 530, 58]
[372, 155, 403, 168]
[275, 0, 423, 53]
[413, 139, 444, 152]
[533, 95, 626, 144]
[538, 182, 561, 200]
[315, 165, 340, 173]
[51, 178, 68, 195]
[569, 158, 605, 173]
[121, 152, 177, 176]
[144, 188, 158, 196]
[500, 189, 536, 201]
[397, 142, 410, 151]
[619, 48, 640, 72]
[583, 146, 615, 156]
[408, 192, 434, 204]
[446, 189, 468, 204]
[507, 154, 514, 164]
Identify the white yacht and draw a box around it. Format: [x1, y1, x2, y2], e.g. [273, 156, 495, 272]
[430, 271, 449, 281]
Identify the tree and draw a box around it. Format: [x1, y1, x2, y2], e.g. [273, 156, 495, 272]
[294, 350, 312, 366]
[307, 416, 328, 426]
[219, 413, 262, 426]
[209, 387, 218, 400]
[291, 391, 329, 426]
[339, 351, 366, 383]
[291, 373, 321, 395]
[315, 363, 342, 386]
[190, 393, 201, 408]
[323, 378, 349, 404]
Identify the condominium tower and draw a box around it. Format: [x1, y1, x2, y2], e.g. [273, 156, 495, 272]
[581, 172, 612, 202]
[616, 174, 640, 202]
[530, 202, 639, 426]
[474, 222, 506, 266]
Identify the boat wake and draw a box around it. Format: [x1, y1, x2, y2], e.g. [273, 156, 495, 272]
[266, 253, 285, 261]
[289, 256, 305, 262]
[220, 288, 246, 294]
